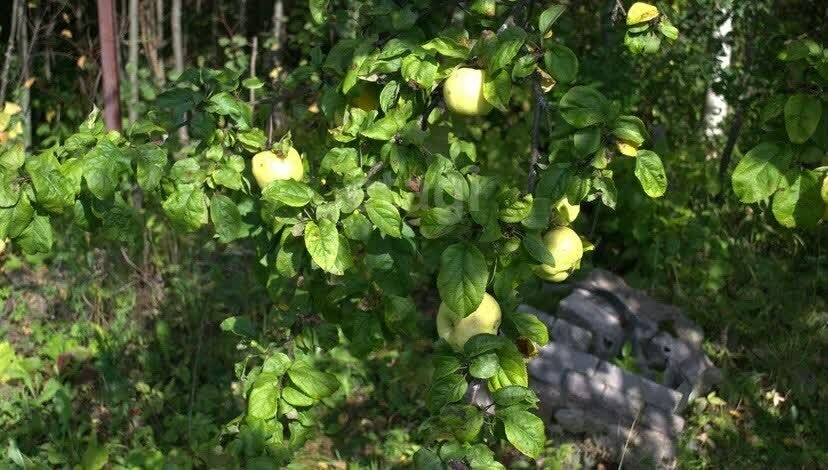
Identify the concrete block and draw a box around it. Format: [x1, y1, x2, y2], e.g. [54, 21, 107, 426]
[554, 408, 587, 433]
[598, 382, 646, 418]
[529, 343, 600, 382]
[558, 288, 624, 358]
[562, 370, 603, 405]
[551, 318, 593, 351]
[640, 406, 685, 437]
[594, 361, 682, 412]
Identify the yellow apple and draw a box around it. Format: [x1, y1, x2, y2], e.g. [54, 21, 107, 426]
[552, 197, 581, 225]
[251, 147, 304, 189]
[349, 83, 380, 112]
[0, 239, 6, 255]
[442, 68, 493, 116]
[534, 226, 584, 282]
[437, 293, 502, 352]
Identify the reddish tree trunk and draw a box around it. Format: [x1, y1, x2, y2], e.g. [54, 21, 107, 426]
[97, 0, 122, 130]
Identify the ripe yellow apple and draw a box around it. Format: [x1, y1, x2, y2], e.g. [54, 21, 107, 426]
[534, 226, 584, 282]
[442, 68, 493, 116]
[0, 239, 6, 255]
[552, 197, 581, 225]
[437, 293, 502, 352]
[349, 83, 380, 112]
[251, 147, 304, 189]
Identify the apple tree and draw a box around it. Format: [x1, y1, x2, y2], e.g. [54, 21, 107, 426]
[0, 1, 676, 465]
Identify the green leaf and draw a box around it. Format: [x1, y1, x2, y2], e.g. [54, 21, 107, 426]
[634, 150, 667, 198]
[401, 55, 438, 89]
[287, 359, 340, 400]
[304, 219, 339, 272]
[482, 70, 512, 112]
[437, 243, 488, 317]
[136, 145, 168, 191]
[538, 4, 566, 35]
[309, 0, 329, 24]
[321, 147, 360, 176]
[497, 407, 545, 458]
[611, 115, 649, 146]
[413, 449, 443, 470]
[205, 92, 252, 129]
[544, 44, 578, 84]
[573, 126, 601, 156]
[262, 352, 292, 375]
[469, 352, 499, 379]
[423, 36, 469, 59]
[505, 313, 549, 345]
[659, 21, 679, 40]
[492, 385, 539, 408]
[489, 27, 527, 72]
[0, 142, 25, 171]
[25, 152, 75, 213]
[282, 385, 316, 407]
[784, 94, 822, 144]
[83, 140, 126, 200]
[379, 81, 400, 112]
[329, 235, 354, 275]
[500, 193, 533, 223]
[365, 199, 402, 238]
[426, 373, 467, 412]
[261, 180, 315, 207]
[420, 207, 462, 239]
[732, 143, 792, 203]
[210, 194, 243, 243]
[523, 232, 555, 265]
[17, 214, 53, 255]
[772, 170, 823, 229]
[342, 211, 372, 241]
[559, 86, 610, 128]
[463, 333, 509, 357]
[248, 372, 280, 420]
[0, 194, 34, 239]
[220, 316, 256, 337]
[162, 183, 209, 232]
[488, 343, 528, 391]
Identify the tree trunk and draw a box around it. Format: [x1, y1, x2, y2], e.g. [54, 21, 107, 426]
[0, 0, 21, 104]
[97, 0, 123, 131]
[269, 0, 285, 135]
[128, 0, 139, 123]
[239, 0, 248, 37]
[171, 0, 188, 142]
[19, 1, 31, 147]
[703, 10, 732, 141]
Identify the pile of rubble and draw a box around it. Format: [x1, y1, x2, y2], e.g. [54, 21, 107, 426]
[525, 270, 720, 466]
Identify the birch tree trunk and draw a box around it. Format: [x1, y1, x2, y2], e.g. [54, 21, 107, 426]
[703, 11, 732, 140]
[128, 0, 140, 123]
[19, 1, 31, 147]
[171, 0, 188, 142]
[0, 0, 22, 104]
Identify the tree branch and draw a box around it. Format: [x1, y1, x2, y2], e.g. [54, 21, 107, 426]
[526, 77, 543, 193]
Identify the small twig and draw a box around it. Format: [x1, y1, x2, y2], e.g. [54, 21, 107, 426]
[526, 77, 543, 193]
[618, 408, 641, 470]
[365, 161, 385, 180]
[249, 36, 258, 110]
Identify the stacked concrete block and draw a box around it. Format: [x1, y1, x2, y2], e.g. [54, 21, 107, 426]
[524, 269, 721, 467]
